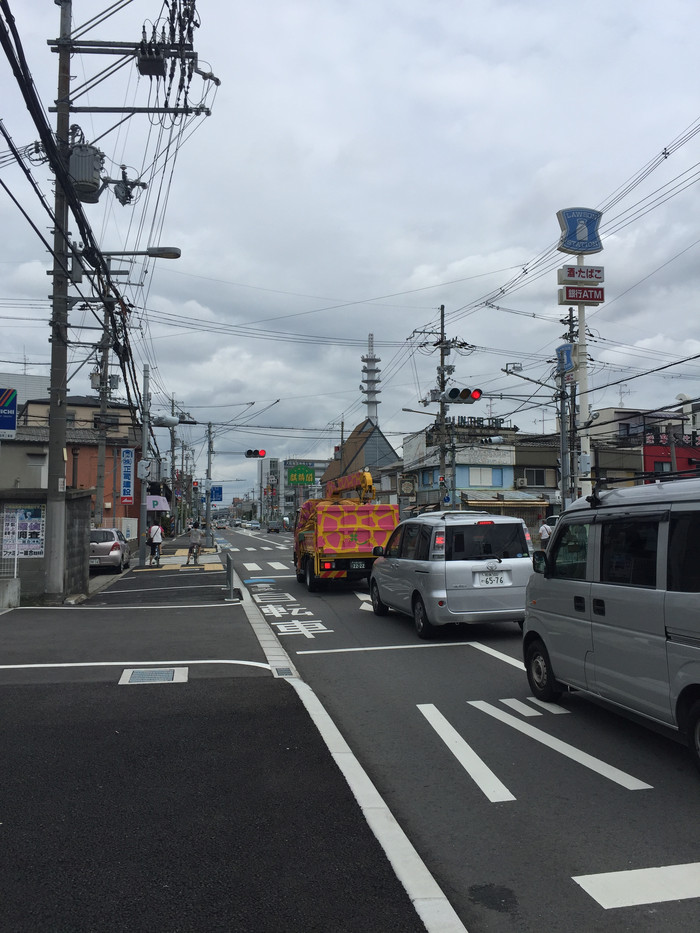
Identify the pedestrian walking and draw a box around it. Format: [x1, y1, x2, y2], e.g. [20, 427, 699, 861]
[186, 522, 202, 565]
[148, 521, 164, 566]
[539, 519, 552, 548]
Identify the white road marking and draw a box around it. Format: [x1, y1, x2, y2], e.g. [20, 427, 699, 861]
[418, 704, 515, 803]
[468, 642, 525, 670]
[243, 562, 262, 570]
[500, 698, 541, 717]
[245, 547, 257, 552]
[0, 658, 271, 672]
[268, 561, 289, 570]
[469, 701, 652, 790]
[527, 696, 570, 714]
[573, 862, 700, 909]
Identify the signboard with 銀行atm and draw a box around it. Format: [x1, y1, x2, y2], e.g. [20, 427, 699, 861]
[558, 285, 605, 306]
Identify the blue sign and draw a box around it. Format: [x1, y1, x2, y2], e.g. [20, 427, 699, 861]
[211, 485, 223, 502]
[0, 388, 17, 439]
[556, 208, 603, 255]
[556, 343, 576, 374]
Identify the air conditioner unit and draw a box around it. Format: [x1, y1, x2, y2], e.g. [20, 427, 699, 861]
[515, 478, 528, 488]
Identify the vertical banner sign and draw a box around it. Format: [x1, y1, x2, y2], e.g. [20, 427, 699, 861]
[210, 485, 223, 502]
[0, 388, 17, 439]
[120, 448, 135, 504]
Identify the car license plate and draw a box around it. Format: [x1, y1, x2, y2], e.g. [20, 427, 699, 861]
[479, 572, 505, 586]
[89, 558, 100, 566]
[350, 560, 365, 570]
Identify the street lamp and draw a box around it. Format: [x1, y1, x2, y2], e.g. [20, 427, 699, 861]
[101, 246, 181, 260]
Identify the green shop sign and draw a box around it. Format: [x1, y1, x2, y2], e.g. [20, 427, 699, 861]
[287, 465, 315, 485]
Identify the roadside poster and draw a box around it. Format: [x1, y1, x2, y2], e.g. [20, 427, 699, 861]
[2, 504, 46, 558]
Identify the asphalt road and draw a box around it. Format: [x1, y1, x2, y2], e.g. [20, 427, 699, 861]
[0, 543, 431, 933]
[224, 525, 700, 933]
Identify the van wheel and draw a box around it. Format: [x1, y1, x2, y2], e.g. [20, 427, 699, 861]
[686, 701, 700, 773]
[370, 580, 389, 616]
[413, 596, 436, 640]
[304, 559, 318, 593]
[525, 638, 561, 701]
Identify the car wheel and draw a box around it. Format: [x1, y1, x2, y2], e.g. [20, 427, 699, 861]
[525, 638, 562, 701]
[686, 701, 700, 773]
[304, 558, 318, 593]
[114, 555, 125, 574]
[370, 580, 389, 616]
[413, 596, 436, 640]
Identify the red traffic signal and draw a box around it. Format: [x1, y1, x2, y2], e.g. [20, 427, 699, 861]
[440, 387, 483, 404]
[245, 449, 266, 458]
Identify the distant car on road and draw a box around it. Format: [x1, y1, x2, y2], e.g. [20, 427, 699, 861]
[89, 528, 132, 573]
[267, 520, 281, 533]
[249, 520, 261, 531]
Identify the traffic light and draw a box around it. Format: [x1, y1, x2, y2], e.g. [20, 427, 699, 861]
[440, 387, 483, 404]
[192, 480, 199, 490]
[245, 449, 266, 458]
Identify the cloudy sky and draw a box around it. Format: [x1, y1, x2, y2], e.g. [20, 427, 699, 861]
[2, 0, 700, 501]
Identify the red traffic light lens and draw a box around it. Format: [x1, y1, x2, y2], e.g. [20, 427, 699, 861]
[470, 389, 483, 401]
[259, 449, 266, 457]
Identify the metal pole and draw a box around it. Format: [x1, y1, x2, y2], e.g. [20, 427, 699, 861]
[577, 254, 592, 498]
[559, 371, 571, 509]
[138, 364, 150, 567]
[45, 0, 72, 597]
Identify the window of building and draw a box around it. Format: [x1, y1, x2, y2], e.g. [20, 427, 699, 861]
[653, 461, 672, 473]
[421, 469, 434, 486]
[470, 467, 503, 487]
[525, 468, 546, 486]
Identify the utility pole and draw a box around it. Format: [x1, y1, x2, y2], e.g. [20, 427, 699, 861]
[205, 422, 213, 547]
[45, 0, 72, 597]
[93, 299, 114, 528]
[138, 364, 151, 568]
[438, 304, 448, 504]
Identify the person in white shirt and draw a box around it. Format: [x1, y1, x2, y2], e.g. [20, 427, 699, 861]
[148, 522, 164, 566]
[539, 521, 552, 548]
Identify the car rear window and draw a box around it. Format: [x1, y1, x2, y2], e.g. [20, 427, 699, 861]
[446, 523, 529, 560]
[90, 530, 114, 543]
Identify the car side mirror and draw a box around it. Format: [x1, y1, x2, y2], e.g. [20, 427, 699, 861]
[532, 550, 547, 574]
[373, 545, 385, 557]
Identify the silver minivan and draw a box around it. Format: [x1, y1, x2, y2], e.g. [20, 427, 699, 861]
[523, 477, 700, 771]
[370, 511, 533, 638]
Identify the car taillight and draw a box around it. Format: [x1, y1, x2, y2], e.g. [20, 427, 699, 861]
[110, 542, 120, 552]
[321, 561, 334, 570]
[476, 521, 495, 525]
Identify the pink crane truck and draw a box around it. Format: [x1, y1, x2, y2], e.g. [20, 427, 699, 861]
[293, 469, 398, 592]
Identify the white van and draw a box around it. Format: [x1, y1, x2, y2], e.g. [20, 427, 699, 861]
[523, 477, 700, 771]
[371, 511, 533, 638]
